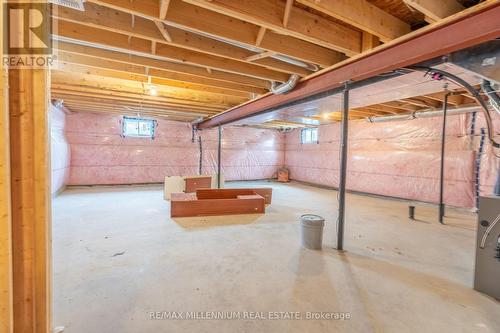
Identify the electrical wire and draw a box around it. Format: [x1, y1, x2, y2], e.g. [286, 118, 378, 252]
[403, 65, 500, 149]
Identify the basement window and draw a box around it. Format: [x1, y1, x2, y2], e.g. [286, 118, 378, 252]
[301, 127, 318, 144]
[122, 116, 156, 139]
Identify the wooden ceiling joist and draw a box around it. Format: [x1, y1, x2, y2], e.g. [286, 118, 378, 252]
[53, 3, 312, 76]
[52, 89, 226, 114]
[54, 62, 253, 99]
[46, 0, 485, 126]
[50, 83, 234, 111]
[54, 19, 290, 82]
[182, 0, 362, 56]
[87, 0, 344, 67]
[54, 42, 271, 91]
[59, 98, 216, 117]
[61, 102, 200, 121]
[54, 52, 263, 98]
[197, 2, 499, 129]
[57, 95, 220, 114]
[296, 0, 411, 42]
[403, 0, 465, 22]
[51, 71, 244, 107]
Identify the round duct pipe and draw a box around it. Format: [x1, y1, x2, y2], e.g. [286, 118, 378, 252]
[271, 74, 300, 94]
[481, 80, 500, 115]
[366, 104, 480, 123]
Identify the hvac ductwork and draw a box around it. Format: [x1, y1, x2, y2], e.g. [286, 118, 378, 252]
[271, 74, 300, 94]
[366, 104, 481, 123]
[481, 80, 500, 115]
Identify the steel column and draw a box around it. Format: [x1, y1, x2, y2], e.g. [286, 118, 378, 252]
[217, 125, 222, 188]
[337, 86, 349, 250]
[439, 93, 449, 224]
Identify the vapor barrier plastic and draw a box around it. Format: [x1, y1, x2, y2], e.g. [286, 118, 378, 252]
[285, 113, 500, 208]
[65, 113, 284, 185]
[50, 105, 70, 195]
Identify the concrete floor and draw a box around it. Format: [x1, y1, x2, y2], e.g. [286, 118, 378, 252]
[52, 181, 500, 333]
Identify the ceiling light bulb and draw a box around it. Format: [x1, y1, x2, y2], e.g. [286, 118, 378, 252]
[322, 113, 329, 120]
[149, 85, 158, 96]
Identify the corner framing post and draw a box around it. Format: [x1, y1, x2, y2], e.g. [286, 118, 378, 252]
[217, 124, 222, 188]
[337, 84, 350, 250]
[0, 1, 13, 330]
[439, 92, 450, 224]
[9, 67, 51, 333]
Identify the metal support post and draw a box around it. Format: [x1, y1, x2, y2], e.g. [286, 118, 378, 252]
[337, 85, 350, 250]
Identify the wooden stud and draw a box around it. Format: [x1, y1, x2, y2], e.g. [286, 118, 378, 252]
[154, 21, 172, 42]
[361, 31, 380, 52]
[0, 1, 13, 330]
[283, 0, 293, 27]
[245, 51, 276, 62]
[151, 40, 157, 54]
[159, 0, 171, 19]
[9, 68, 51, 333]
[255, 27, 266, 47]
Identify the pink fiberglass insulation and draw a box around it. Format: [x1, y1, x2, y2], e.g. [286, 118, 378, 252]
[197, 125, 284, 180]
[65, 112, 284, 185]
[285, 113, 500, 208]
[50, 104, 70, 195]
[476, 111, 500, 196]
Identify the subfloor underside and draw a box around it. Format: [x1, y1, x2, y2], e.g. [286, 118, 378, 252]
[52, 181, 500, 333]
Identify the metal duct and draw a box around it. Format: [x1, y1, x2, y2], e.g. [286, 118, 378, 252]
[481, 80, 500, 115]
[50, 0, 85, 11]
[366, 104, 480, 123]
[271, 74, 300, 94]
[448, 40, 500, 84]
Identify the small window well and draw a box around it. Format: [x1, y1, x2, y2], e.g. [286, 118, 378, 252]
[122, 116, 156, 139]
[301, 127, 318, 144]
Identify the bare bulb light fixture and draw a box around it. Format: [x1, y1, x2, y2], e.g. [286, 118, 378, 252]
[149, 85, 158, 96]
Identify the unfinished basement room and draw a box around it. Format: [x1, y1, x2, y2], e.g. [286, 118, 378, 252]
[2, 0, 500, 332]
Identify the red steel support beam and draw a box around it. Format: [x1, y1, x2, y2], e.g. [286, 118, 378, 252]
[197, 2, 500, 129]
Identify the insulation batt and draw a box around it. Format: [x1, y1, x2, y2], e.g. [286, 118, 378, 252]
[50, 105, 70, 195]
[64, 113, 284, 185]
[50, 109, 500, 208]
[285, 113, 500, 208]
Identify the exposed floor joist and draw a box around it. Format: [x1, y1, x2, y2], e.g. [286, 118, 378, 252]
[53, 2, 313, 77]
[47, 0, 491, 126]
[54, 42, 271, 91]
[182, 0, 362, 56]
[197, 2, 499, 129]
[54, 19, 290, 83]
[403, 0, 465, 22]
[87, 0, 345, 67]
[296, 0, 411, 42]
